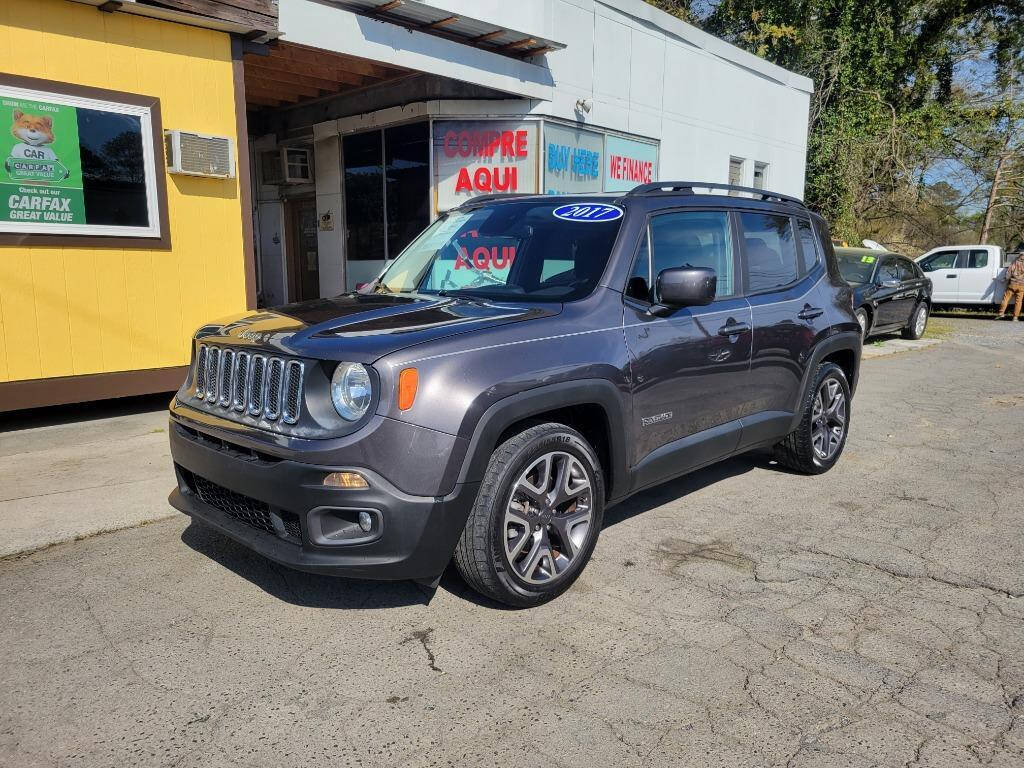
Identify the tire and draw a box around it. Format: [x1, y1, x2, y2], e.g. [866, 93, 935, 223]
[453, 422, 605, 608]
[902, 302, 928, 339]
[855, 308, 870, 340]
[773, 362, 851, 475]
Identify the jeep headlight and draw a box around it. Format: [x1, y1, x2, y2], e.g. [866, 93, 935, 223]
[331, 362, 372, 421]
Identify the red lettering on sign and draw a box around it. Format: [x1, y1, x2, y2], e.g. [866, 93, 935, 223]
[454, 245, 518, 270]
[609, 154, 653, 183]
[445, 129, 532, 159]
[493, 166, 517, 191]
[453, 166, 519, 194]
[494, 246, 516, 268]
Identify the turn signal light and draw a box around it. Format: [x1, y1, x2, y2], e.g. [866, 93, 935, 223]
[398, 367, 419, 411]
[323, 471, 369, 489]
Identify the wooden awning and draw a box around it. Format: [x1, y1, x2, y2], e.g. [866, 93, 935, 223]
[243, 42, 412, 108]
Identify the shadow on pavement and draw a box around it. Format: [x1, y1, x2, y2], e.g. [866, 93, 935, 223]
[0, 392, 173, 432]
[180, 521, 434, 610]
[180, 453, 780, 611]
[930, 309, 998, 322]
[603, 455, 765, 529]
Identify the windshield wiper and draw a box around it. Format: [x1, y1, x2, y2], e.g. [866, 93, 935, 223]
[436, 289, 489, 305]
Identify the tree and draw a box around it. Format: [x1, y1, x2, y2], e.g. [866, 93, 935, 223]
[649, 0, 1024, 251]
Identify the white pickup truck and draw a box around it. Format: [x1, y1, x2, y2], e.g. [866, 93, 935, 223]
[915, 244, 1018, 307]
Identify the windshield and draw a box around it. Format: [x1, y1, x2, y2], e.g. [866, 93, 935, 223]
[835, 251, 878, 284]
[367, 201, 624, 302]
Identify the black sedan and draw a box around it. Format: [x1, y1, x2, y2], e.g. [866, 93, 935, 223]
[835, 248, 933, 341]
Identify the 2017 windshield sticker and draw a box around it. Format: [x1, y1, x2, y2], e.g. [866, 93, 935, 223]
[860, 255, 877, 263]
[552, 203, 623, 222]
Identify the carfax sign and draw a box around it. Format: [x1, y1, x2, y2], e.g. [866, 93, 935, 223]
[0, 96, 85, 225]
[0, 79, 161, 240]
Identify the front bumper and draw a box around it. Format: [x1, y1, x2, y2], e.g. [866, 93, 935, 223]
[168, 417, 478, 581]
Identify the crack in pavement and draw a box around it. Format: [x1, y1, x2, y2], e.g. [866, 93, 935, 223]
[400, 628, 443, 673]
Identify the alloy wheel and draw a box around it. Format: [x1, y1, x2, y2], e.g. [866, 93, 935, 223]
[856, 311, 868, 338]
[914, 306, 927, 336]
[503, 451, 593, 584]
[811, 378, 846, 460]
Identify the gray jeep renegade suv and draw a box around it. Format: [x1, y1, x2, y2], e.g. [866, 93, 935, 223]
[168, 182, 861, 607]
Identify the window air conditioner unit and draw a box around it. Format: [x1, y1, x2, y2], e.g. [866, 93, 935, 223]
[165, 130, 235, 178]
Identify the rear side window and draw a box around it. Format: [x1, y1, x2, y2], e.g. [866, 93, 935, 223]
[627, 210, 736, 301]
[897, 259, 916, 281]
[740, 212, 799, 292]
[797, 218, 820, 274]
[968, 249, 988, 269]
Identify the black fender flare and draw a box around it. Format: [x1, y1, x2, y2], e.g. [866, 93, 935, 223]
[455, 378, 629, 502]
[788, 331, 862, 431]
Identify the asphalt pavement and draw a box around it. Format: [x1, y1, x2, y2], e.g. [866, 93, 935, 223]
[1, 314, 1023, 768]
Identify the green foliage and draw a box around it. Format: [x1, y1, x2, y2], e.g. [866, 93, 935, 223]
[648, 0, 1024, 251]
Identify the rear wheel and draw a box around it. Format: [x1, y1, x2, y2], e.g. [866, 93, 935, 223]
[773, 362, 851, 475]
[454, 423, 605, 608]
[902, 302, 928, 340]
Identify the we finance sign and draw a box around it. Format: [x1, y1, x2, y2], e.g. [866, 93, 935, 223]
[604, 135, 658, 192]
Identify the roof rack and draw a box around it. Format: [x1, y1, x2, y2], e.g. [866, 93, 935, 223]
[457, 192, 535, 207]
[626, 181, 805, 207]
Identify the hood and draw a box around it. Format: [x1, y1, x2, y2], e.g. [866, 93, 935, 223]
[196, 293, 559, 362]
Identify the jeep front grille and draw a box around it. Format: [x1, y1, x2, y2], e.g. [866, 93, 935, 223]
[193, 344, 304, 424]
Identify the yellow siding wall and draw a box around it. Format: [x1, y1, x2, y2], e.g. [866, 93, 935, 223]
[0, 0, 247, 383]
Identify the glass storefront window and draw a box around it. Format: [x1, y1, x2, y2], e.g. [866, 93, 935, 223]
[385, 122, 429, 258]
[343, 123, 430, 264]
[342, 130, 385, 261]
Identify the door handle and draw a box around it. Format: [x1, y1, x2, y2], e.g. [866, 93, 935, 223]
[717, 321, 750, 337]
[797, 306, 824, 320]
[946, 274, 957, 278]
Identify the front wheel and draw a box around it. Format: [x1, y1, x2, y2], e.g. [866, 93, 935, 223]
[773, 362, 851, 474]
[902, 302, 928, 339]
[454, 423, 605, 608]
[854, 308, 870, 340]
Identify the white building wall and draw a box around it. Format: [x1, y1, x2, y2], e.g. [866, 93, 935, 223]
[284, 0, 812, 197]
[274, 0, 813, 296]
[533, 0, 812, 196]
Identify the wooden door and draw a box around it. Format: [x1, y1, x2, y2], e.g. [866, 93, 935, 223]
[286, 197, 320, 302]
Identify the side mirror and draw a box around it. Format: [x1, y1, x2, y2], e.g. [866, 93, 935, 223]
[879, 278, 900, 289]
[651, 267, 716, 316]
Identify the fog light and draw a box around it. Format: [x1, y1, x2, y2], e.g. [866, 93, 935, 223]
[358, 511, 373, 532]
[323, 471, 369, 489]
